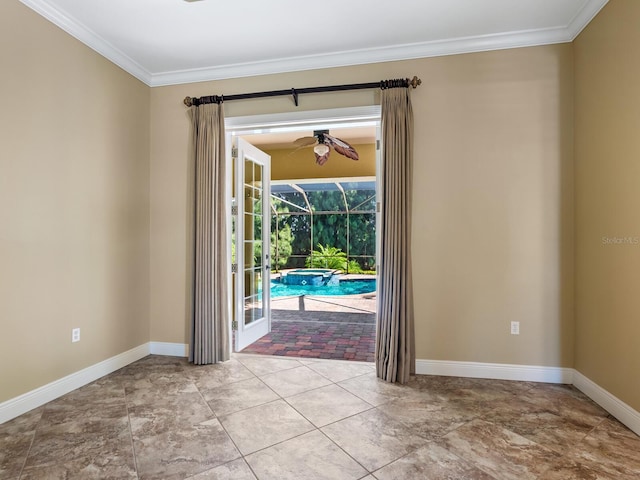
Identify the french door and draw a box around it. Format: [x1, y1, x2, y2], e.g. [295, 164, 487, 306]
[233, 137, 272, 351]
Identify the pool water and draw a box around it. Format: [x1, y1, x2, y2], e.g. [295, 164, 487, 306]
[269, 278, 376, 297]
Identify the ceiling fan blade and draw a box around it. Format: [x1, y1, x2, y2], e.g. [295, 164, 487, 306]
[293, 136, 318, 147]
[324, 134, 359, 161]
[315, 149, 331, 166]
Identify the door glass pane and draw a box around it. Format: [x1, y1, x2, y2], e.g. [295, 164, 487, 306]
[244, 269, 254, 298]
[231, 205, 236, 268]
[244, 186, 254, 210]
[244, 295, 257, 325]
[253, 212, 261, 241]
[245, 158, 253, 184]
[255, 163, 262, 186]
[253, 241, 262, 268]
[253, 191, 261, 212]
[243, 269, 264, 326]
[242, 155, 266, 327]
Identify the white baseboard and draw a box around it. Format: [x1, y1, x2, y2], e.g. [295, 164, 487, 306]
[415, 359, 574, 384]
[415, 358, 640, 436]
[573, 370, 640, 437]
[0, 342, 189, 424]
[3, 349, 638, 439]
[0, 343, 149, 424]
[149, 342, 189, 357]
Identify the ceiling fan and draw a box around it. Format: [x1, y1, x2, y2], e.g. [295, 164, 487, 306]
[293, 130, 359, 166]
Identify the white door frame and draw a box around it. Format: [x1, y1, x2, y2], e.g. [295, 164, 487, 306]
[224, 106, 382, 351]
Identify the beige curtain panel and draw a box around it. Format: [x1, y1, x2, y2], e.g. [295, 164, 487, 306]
[376, 87, 416, 383]
[188, 103, 230, 365]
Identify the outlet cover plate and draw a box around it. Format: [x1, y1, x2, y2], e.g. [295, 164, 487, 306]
[510, 321, 520, 335]
[72, 328, 80, 343]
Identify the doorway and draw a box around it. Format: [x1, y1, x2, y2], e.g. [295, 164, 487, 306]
[226, 107, 381, 361]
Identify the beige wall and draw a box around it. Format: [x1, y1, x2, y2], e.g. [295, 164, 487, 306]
[574, 0, 640, 411]
[0, 2, 150, 402]
[266, 144, 376, 181]
[0, 2, 583, 405]
[150, 44, 575, 368]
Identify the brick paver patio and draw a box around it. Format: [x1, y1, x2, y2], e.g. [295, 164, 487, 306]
[240, 294, 376, 362]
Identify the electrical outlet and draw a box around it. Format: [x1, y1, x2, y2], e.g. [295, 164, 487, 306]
[72, 328, 80, 343]
[510, 321, 520, 335]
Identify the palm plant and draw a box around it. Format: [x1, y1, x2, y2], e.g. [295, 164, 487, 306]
[305, 244, 347, 270]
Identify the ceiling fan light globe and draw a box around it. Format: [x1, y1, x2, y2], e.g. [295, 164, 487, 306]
[313, 144, 330, 156]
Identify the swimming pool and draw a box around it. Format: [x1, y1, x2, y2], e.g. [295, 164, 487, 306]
[269, 277, 376, 297]
[280, 268, 338, 286]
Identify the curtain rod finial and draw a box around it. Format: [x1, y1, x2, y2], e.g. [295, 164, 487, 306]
[184, 96, 194, 107]
[409, 76, 422, 89]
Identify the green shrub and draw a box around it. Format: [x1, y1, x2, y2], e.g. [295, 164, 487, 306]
[347, 260, 363, 274]
[305, 244, 347, 270]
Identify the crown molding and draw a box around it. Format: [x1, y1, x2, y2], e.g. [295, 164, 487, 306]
[150, 26, 572, 87]
[567, 0, 609, 40]
[21, 0, 608, 88]
[19, 0, 152, 85]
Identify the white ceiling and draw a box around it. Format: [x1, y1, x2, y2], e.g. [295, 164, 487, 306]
[20, 0, 608, 87]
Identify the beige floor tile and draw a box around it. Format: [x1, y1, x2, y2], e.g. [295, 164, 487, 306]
[523, 384, 609, 427]
[338, 373, 417, 406]
[6, 356, 640, 480]
[321, 408, 428, 471]
[372, 443, 496, 480]
[297, 358, 322, 365]
[25, 405, 133, 470]
[128, 391, 215, 436]
[235, 355, 304, 376]
[20, 459, 138, 479]
[124, 377, 200, 407]
[202, 377, 279, 416]
[482, 400, 598, 454]
[568, 418, 640, 477]
[246, 430, 367, 480]
[0, 407, 43, 435]
[306, 360, 375, 382]
[538, 456, 635, 480]
[286, 384, 373, 427]
[377, 396, 479, 439]
[133, 418, 240, 480]
[0, 407, 43, 479]
[219, 399, 314, 455]
[260, 365, 333, 397]
[118, 355, 189, 379]
[187, 458, 257, 479]
[186, 359, 256, 390]
[0, 431, 38, 479]
[47, 375, 126, 412]
[440, 419, 561, 480]
[411, 376, 535, 414]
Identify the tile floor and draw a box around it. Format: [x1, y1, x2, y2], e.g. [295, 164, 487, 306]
[1, 354, 639, 480]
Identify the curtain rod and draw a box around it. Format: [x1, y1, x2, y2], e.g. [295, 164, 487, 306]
[183, 76, 421, 107]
